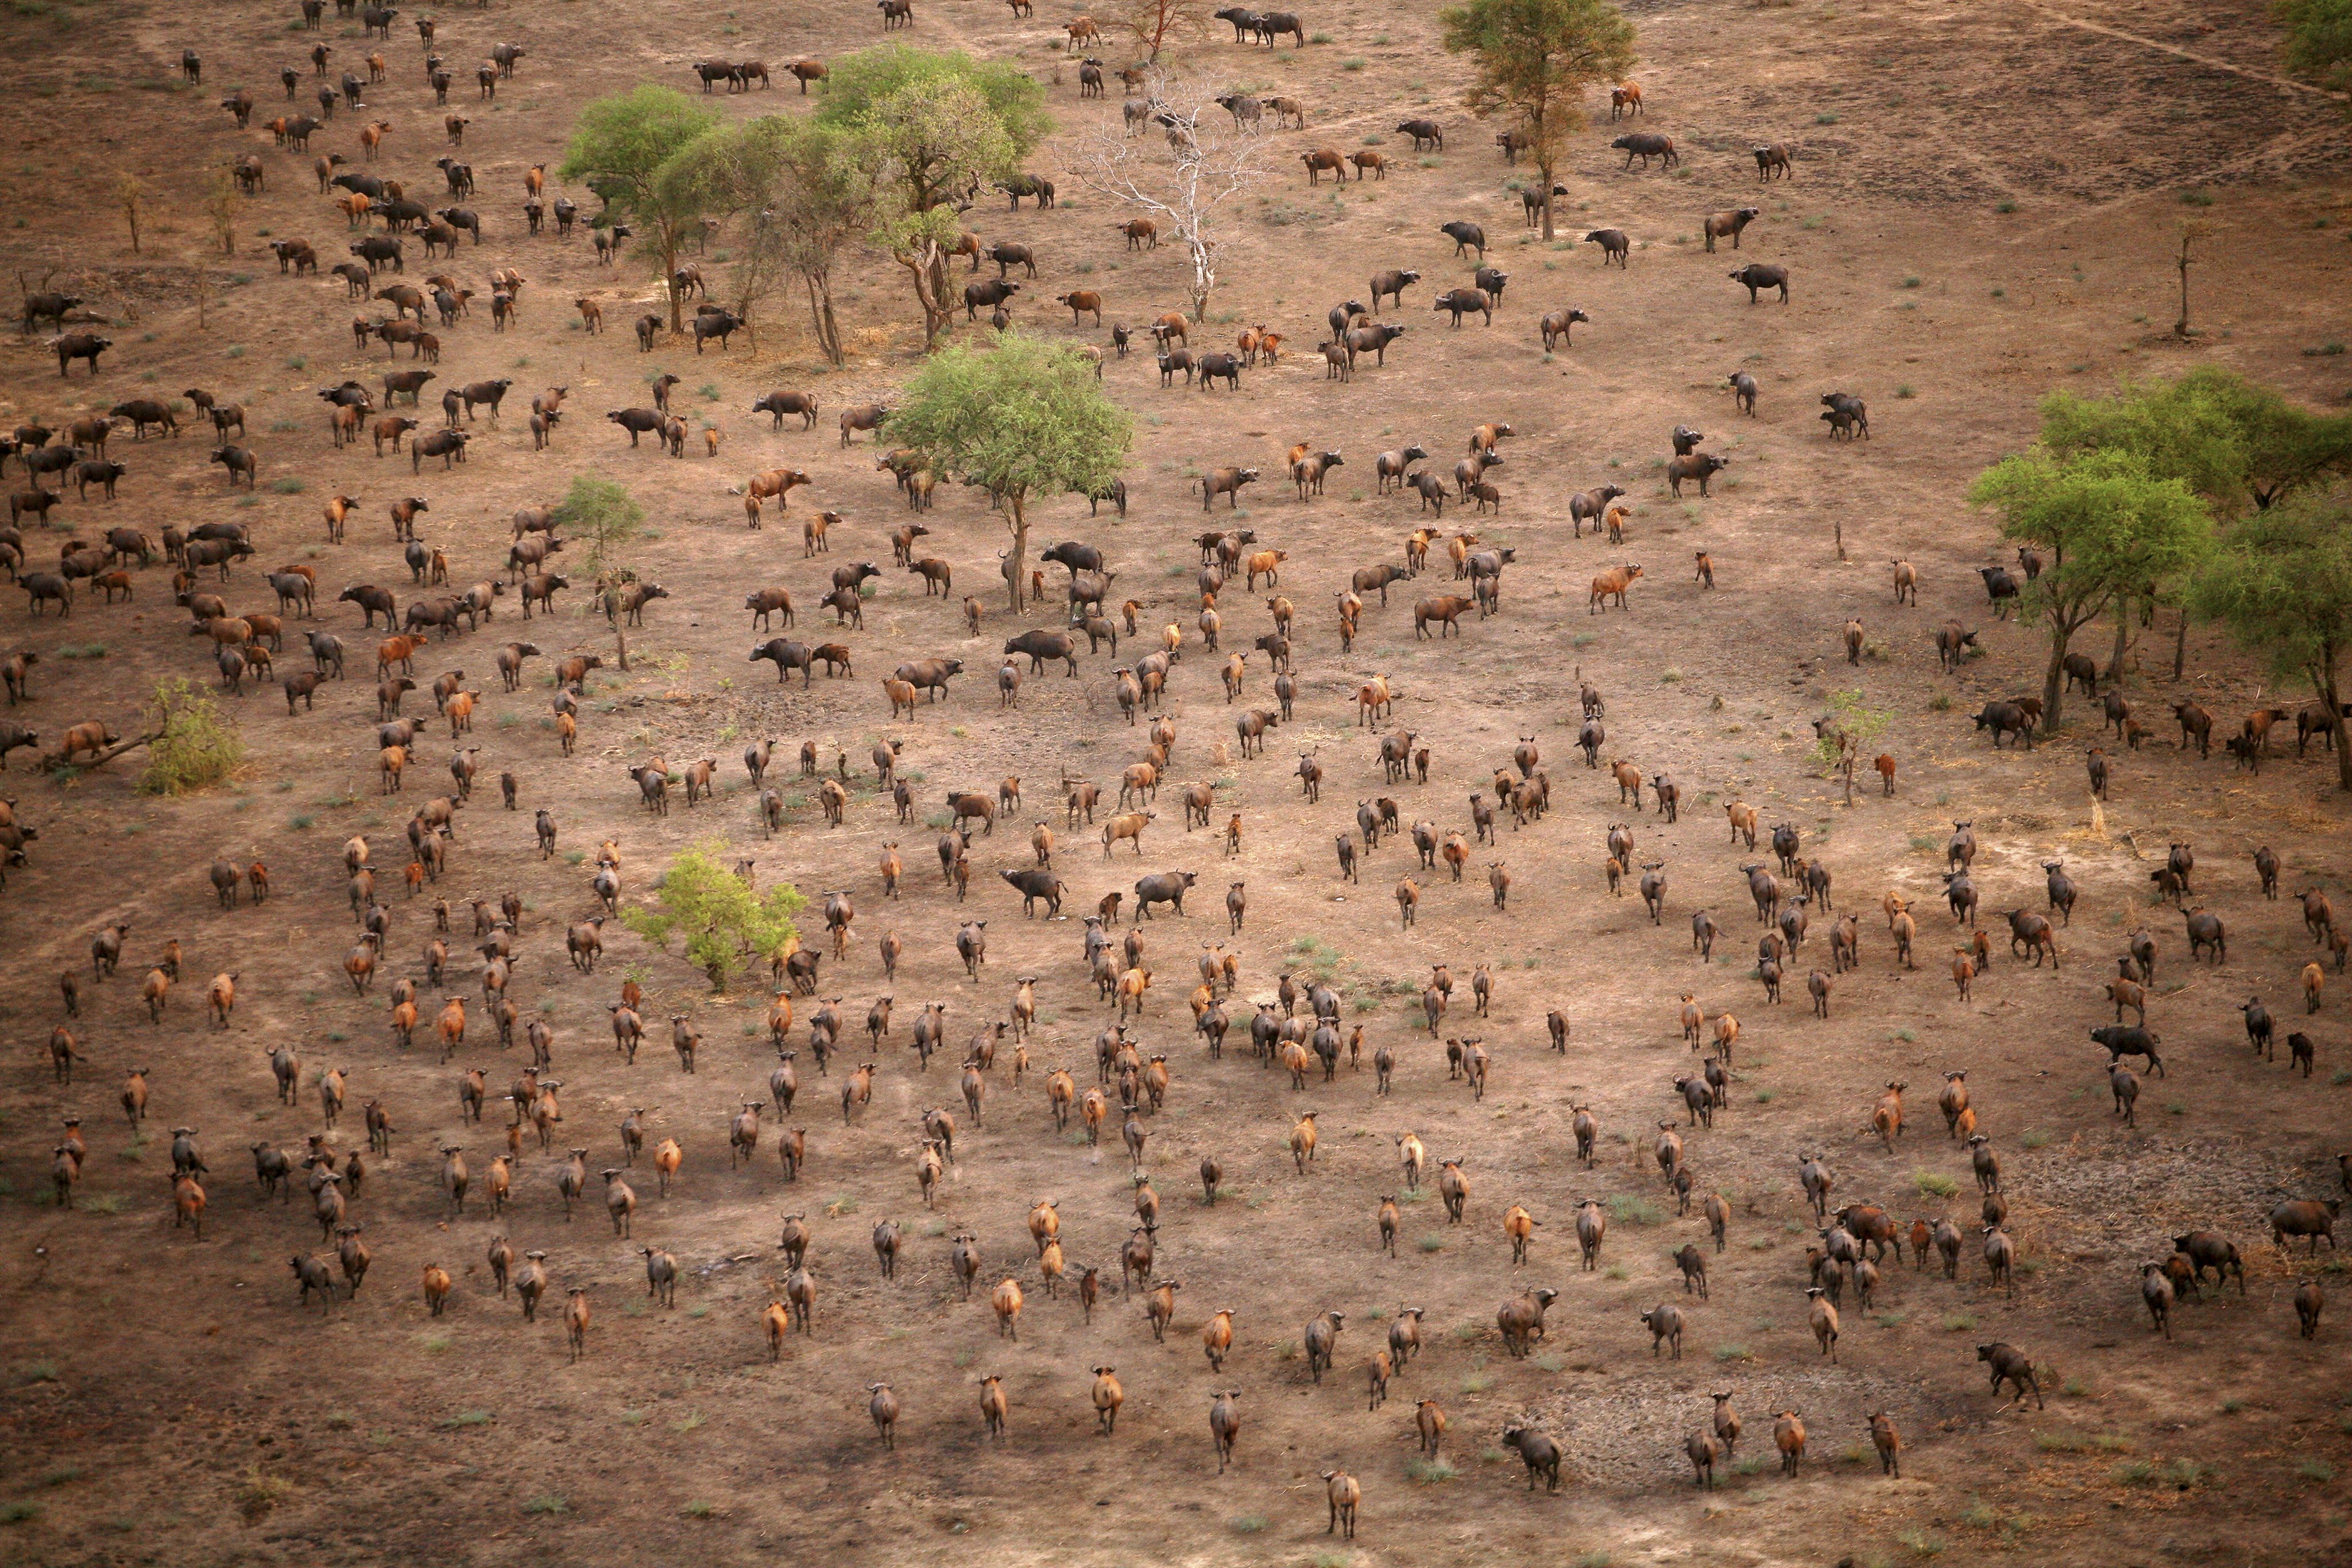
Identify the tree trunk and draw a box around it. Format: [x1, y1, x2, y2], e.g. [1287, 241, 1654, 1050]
[896, 246, 950, 350]
[660, 227, 684, 332]
[1535, 149, 1556, 242]
[2104, 599, 2131, 683]
[2172, 606, 2188, 680]
[2319, 653, 2352, 793]
[1004, 491, 1028, 612]
[804, 272, 844, 367]
[2041, 631, 2068, 734]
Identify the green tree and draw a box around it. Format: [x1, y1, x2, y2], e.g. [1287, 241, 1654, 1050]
[139, 677, 243, 794]
[1968, 450, 2211, 734]
[2194, 490, 2352, 789]
[1440, 0, 1635, 241]
[814, 45, 1050, 160]
[558, 86, 722, 332]
[662, 117, 876, 366]
[819, 49, 1047, 348]
[2277, 0, 2352, 91]
[552, 474, 644, 583]
[886, 333, 1131, 610]
[625, 841, 806, 990]
[2038, 367, 2352, 675]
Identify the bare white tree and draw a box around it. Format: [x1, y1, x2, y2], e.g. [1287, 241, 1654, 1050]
[1072, 72, 1275, 324]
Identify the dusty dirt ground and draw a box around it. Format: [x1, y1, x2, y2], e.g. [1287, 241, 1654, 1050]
[1, 0, 2350, 1561]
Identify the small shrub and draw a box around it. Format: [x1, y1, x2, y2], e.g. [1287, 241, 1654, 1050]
[2297, 1459, 2335, 1482]
[1228, 1515, 1270, 1534]
[1712, 1343, 1753, 1362]
[1341, 56, 1365, 69]
[2111, 1459, 2157, 1486]
[1815, 112, 1839, 123]
[1607, 1195, 1663, 1226]
[1895, 383, 1916, 398]
[1900, 1530, 1945, 1558]
[1914, 1171, 1958, 1198]
[1732, 1455, 1767, 1475]
[1406, 1457, 1458, 1482]
[1995, 199, 2017, 213]
[2179, 188, 2214, 207]
[1941, 1311, 1978, 1331]
[524, 1495, 570, 1515]
[1461, 1372, 1494, 1393]
[1, 1503, 40, 1525]
[441, 1410, 493, 1428]
[1418, 1234, 1444, 1252]
[2020, 1129, 2051, 1149]
[140, 679, 243, 795]
[682, 1500, 714, 1517]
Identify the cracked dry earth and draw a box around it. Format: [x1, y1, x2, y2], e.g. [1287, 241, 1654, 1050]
[0, 0, 2348, 1562]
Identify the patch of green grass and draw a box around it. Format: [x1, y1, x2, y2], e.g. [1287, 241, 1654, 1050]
[2092, 1433, 2133, 1453]
[524, 1494, 570, 1515]
[1461, 1372, 1494, 1393]
[2298, 1459, 2335, 1482]
[1754, 1089, 1776, 1104]
[77, 1192, 126, 1214]
[1228, 1515, 1270, 1535]
[1815, 112, 1839, 123]
[2305, 341, 2347, 358]
[673, 1409, 706, 1433]
[682, 1500, 715, 1517]
[288, 814, 314, 830]
[1, 1502, 40, 1525]
[441, 1409, 493, 1428]
[1899, 1530, 1945, 1557]
[2021, 1129, 2051, 1149]
[1607, 1195, 1664, 1226]
[1995, 199, 2017, 214]
[2179, 189, 2214, 207]
[2062, 1376, 2090, 1397]
[2035, 1431, 2088, 1453]
[1914, 1172, 1958, 1198]
[1733, 1455, 1768, 1474]
[1895, 384, 1916, 398]
[1713, 1344, 1753, 1363]
[1941, 1311, 1978, 1331]
[1418, 1234, 1444, 1253]
[1406, 1457, 1458, 1482]
[1341, 56, 1365, 69]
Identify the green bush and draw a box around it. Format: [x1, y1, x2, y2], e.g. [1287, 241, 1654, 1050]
[138, 677, 242, 794]
[624, 839, 804, 989]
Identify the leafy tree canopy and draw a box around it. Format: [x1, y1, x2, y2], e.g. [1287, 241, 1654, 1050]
[888, 333, 1131, 510]
[814, 45, 1049, 165]
[2037, 366, 2352, 514]
[558, 85, 722, 214]
[2277, 0, 2352, 91]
